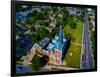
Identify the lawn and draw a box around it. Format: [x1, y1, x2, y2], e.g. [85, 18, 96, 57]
[63, 17, 83, 68]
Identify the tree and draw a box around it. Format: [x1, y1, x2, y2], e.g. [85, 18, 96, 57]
[77, 15, 84, 22]
[66, 11, 70, 17]
[36, 27, 48, 39]
[27, 16, 36, 25]
[28, 10, 38, 17]
[62, 15, 68, 28]
[68, 17, 77, 29]
[88, 16, 92, 22]
[31, 54, 41, 71]
[56, 16, 61, 27]
[56, 20, 61, 27]
[36, 12, 44, 20]
[91, 32, 95, 57]
[16, 5, 24, 12]
[52, 6, 58, 13]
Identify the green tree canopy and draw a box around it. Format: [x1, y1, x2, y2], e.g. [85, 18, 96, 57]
[67, 17, 77, 29]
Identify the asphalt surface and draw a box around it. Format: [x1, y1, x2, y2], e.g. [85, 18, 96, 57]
[81, 9, 95, 69]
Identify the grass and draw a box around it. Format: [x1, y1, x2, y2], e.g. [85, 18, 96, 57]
[63, 17, 83, 68]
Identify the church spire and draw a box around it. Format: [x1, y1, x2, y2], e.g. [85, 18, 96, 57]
[58, 21, 63, 51]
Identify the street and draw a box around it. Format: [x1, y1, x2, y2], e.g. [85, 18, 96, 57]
[81, 9, 95, 69]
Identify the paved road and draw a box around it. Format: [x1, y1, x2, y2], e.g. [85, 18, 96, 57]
[81, 9, 95, 69]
